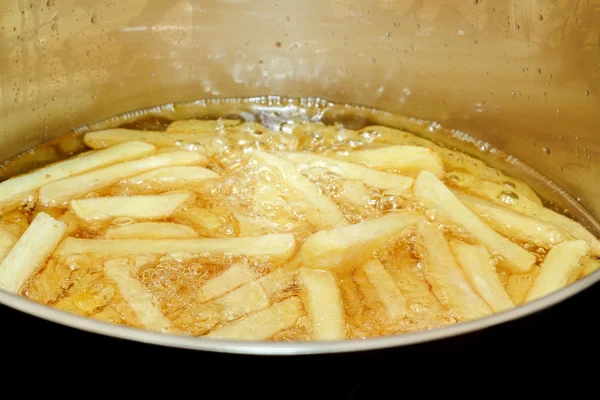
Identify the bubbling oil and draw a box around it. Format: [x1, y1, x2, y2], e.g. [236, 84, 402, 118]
[2, 96, 599, 341]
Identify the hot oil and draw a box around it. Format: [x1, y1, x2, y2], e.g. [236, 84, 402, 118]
[4, 97, 599, 341]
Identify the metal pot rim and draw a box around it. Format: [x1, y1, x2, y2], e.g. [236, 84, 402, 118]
[2, 270, 598, 354]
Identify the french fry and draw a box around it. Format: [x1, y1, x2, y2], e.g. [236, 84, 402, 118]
[455, 191, 568, 248]
[361, 259, 407, 320]
[199, 261, 258, 302]
[83, 129, 212, 149]
[295, 211, 420, 272]
[205, 296, 304, 340]
[448, 171, 600, 255]
[166, 118, 241, 133]
[0, 141, 155, 211]
[70, 192, 192, 222]
[104, 258, 171, 332]
[506, 266, 540, 305]
[103, 222, 198, 239]
[525, 240, 590, 302]
[122, 166, 220, 188]
[297, 267, 345, 340]
[0, 224, 19, 262]
[332, 145, 444, 177]
[55, 233, 296, 262]
[173, 207, 224, 235]
[414, 171, 536, 272]
[417, 221, 492, 320]
[252, 151, 348, 229]
[580, 257, 600, 279]
[39, 151, 206, 206]
[449, 240, 515, 312]
[258, 264, 298, 298]
[0, 212, 66, 293]
[340, 180, 372, 207]
[277, 151, 414, 192]
[58, 210, 80, 235]
[212, 281, 270, 322]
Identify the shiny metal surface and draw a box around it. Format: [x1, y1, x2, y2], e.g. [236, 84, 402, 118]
[1, 0, 600, 353]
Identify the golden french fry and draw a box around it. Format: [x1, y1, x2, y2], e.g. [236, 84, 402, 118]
[252, 151, 348, 229]
[39, 151, 206, 206]
[199, 261, 258, 302]
[166, 119, 241, 133]
[212, 281, 271, 322]
[332, 145, 444, 177]
[298, 267, 345, 340]
[123, 166, 220, 188]
[449, 240, 514, 312]
[0, 213, 66, 293]
[104, 258, 171, 332]
[506, 266, 540, 305]
[278, 151, 414, 192]
[70, 192, 192, 222]
[455, 191, 568, 248]
[205, 296, 304, 340]
[361, 259, 407, 320]
[448, 171, 600, 255]
[580, 257, 600, 279]
[415, 171, 536, 272]
[0, 142, 156, 211]
[295, 211, 420, 272]
[525, 240, 590, 302]
[417, 221, 492, 320]
[0, 224, 19, 262]
[55, 233, 296, 262]
[103, 222, 198, 239]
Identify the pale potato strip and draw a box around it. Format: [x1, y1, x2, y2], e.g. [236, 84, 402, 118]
[417, 221, 492, 320]
[332, 145, 444, 177]
[258, 264, 298, 297]
[55, 234, 296, 262]
[0, 141, 155, 210]
[104, 222, 197, 239]
[455, 191, 568, 248]
[84, 129, 214, 148]
[278, 151, 414, 192]
[298, 267, 345, 340]
[448, 171, 600, 255]
[104, 259, 171, 332]
[252, 151, 347, 229]
[361, 259, 407, 320]
[295, 211, 419, 272]
[213, 281, 270, 322]
[199, 261, 258, 302]
[0, 225, 19, 262]
[166, 119, 241, 133]
[415, 171, 535, 272]
[70, 192, 191, 222]
[525, 240, 590, 302]
[205, 296, 304, 340]
[123, 166, 220, 186]
[39, 151, 206, 206]
[0, 212, 66, 293]
[449, 240, 514, 312]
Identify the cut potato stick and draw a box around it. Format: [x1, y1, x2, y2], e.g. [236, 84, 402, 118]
[417, 221, 492, 319]
[580, 257, 600, 279]
[104, 258, 171, 332]
[525, 240, 590, 302]
[298, 267, 345, 340]
[123, 166, 220, 187]
[213, 281, 270, 322]
[0, 212, 66, 293]
[199, 261, 258, 302]
[455, 191, 568, 248]
[70, 192, 192, 222]
[0, 141, 155, 211]
[415, 171, 536, 272]
[258, 264, 298, 297]
[295, 211, 420, 272]
[103, 222, 197, 239]
[173, 207, 224, 234]
[39, 151, 206, 206]
[206, 296, 304, 340]
[448, 171, 600, 255]
[0, 225, 19, 262]
[361, 259, 407, 320]
[332, 145, 444, 177]
[449, 240, 514, 312]
[252, 151, 347, 229]
[166, 118, 241, 133]
[506, 266, 540, 305]
[278, 151, 414, 192]
[340, 180, 372, 207]
[84, 129, 214, 149]
[56, 233, 296, 262]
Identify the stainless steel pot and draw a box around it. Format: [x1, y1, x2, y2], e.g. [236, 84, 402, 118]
[1, 0, 599, 355]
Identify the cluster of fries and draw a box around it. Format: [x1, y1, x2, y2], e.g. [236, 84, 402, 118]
[0, 117, 598, 341]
